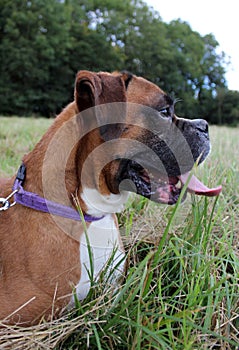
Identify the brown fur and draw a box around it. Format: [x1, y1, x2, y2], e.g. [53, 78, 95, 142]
[0, 71, 168, 326]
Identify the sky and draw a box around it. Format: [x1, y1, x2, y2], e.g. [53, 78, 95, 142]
[146, 0, 239, 91]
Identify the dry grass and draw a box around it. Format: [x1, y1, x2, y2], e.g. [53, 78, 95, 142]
[0, 118, 239, 349]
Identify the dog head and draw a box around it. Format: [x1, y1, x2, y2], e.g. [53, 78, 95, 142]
[74, 70, 221, 207]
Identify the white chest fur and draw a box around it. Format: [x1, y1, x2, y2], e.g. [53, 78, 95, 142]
[81, 187, 129, 216]
[73, 214, 125, 302]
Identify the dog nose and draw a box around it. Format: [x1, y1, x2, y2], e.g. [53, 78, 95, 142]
[191, 119, 209, 134]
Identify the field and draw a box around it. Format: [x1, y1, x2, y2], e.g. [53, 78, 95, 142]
[0, 117, 239, 349]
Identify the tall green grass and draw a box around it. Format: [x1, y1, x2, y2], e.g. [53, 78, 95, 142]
[0, 118, 239, 349]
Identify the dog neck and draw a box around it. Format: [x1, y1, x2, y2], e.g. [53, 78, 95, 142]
[22, 103, 86, 210]
[21, 102, 128, 217]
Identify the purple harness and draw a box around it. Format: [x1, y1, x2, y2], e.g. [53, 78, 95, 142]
[12, 164, 103, 222]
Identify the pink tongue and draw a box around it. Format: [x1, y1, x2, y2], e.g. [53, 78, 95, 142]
[179, 172, 222, 196]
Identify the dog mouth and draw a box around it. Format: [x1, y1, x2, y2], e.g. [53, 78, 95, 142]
[118, 160, 222, 205]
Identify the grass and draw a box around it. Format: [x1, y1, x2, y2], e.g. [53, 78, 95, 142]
[0, 116, 50, 177]
[0, 117, 239, 349]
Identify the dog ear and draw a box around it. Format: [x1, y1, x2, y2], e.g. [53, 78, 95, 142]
[120, 70, 133, 89]
[75, 71, 132, 141]
[74, 71, 101, 112]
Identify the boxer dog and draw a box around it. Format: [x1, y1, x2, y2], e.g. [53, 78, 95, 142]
[0, 71, 221, 325]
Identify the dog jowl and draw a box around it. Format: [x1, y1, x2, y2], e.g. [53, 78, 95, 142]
[114, 107, 221, 205]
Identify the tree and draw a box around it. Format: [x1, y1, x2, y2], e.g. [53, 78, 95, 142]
[0, 0, 71, 116]
[213, 90, 239, 125]
[164, 21, 228, 118]
[95, 6, 228, 119]
[93, 0, 171, 85]
[65, 0, 124, 74]
[0, 0, 233, 120]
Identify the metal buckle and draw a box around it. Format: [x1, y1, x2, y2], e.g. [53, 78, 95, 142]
[0, 198, 11, 211]
[0, 189, 18, 212]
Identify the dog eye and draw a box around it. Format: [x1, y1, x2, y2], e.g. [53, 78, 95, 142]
[159, 107, 171, 118]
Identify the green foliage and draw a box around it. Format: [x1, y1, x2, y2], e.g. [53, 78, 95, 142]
[211, 89, 239, 125]
[0, 0, 238, 123]
[0, 0, 71, 116]
[0, 120, 239, 348]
